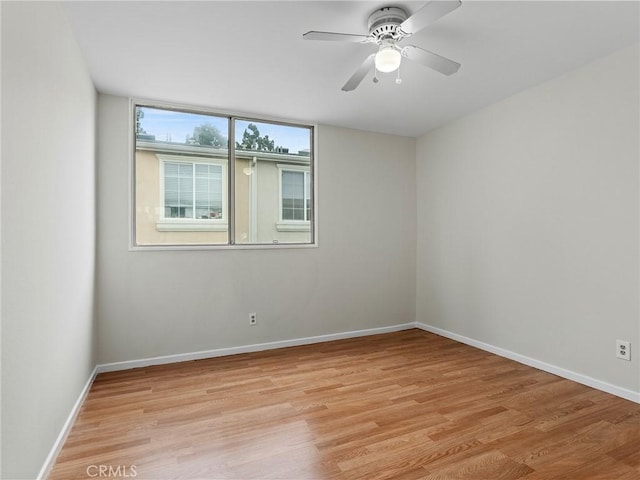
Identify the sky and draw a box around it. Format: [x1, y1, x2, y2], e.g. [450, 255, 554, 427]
[138, 106, 311, 154]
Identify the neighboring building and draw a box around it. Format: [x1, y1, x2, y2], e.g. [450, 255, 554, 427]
[135, 138, 312, 245]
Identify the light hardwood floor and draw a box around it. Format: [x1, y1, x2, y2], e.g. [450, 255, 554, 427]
[49, 329, 640, 479]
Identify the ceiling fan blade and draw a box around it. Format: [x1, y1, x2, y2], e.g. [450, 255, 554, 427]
[403, 45, 460, 76]
[303, 31, 370, 43]
[400, 0, 461, 35]
[342, 54, 375, 92]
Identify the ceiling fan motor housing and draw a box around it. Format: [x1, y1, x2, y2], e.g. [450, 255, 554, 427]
[367, 7, 408, 40]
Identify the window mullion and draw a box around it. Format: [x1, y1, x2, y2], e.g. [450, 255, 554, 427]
[228, 118, 236, 245]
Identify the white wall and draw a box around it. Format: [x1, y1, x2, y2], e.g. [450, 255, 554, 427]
[1, 2, 97, 478]
[416, 44, 639, 393]
[96, 94, 416, 364]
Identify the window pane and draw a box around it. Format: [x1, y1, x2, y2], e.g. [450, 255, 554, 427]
[283, 171, 304, 199]
[281, 171, 306, 221]
[234, 120, 312, 244]
[137, 106, 228, 147]
[135, 106, 228, 245]
[195, 164, 222, 219]
[164, 162, 193, 216]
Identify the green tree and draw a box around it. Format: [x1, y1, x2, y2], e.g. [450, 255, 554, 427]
[136, 108, 146, 135]
[236, 123, 280, 152]
[187, 123, 228, 148]
[236, 123, 260, 150]
[258, 134, 275, 152]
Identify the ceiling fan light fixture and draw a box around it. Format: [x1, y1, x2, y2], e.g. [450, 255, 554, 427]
[304, 1, 462, 91]
[374, 45, 401, 73]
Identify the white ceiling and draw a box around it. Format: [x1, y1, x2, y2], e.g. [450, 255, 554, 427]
[63, 1, 639, 138]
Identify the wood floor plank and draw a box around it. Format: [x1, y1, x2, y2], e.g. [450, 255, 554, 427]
[49, 329, 640, 479]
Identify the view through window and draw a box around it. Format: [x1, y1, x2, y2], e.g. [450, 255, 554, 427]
[134, 105, 314, 247]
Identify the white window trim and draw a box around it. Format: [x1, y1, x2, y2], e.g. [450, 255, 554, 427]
[155, 221, 228, 232]
[157, 154, 228, 232]
[276, 163, 311, 232]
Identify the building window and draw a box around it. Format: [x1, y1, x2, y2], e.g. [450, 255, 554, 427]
[134, 103, 315, 247]
[155, 156, 227, 232]
[276, 165, 311, 232]
[282, 170, 310, 221]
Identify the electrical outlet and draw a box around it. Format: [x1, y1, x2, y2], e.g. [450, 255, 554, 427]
[249, 313, 257, 326]
[616, 340, 631, 361]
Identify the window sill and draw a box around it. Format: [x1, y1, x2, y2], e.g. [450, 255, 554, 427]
[156, 221, 228, 232]
[276, 221, 311, 232]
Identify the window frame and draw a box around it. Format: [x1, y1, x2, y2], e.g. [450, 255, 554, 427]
[130, 99, 318, 250]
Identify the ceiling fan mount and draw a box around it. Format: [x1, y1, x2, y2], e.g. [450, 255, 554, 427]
[367, 7, 408, 42]
[303, 0, 462, 91]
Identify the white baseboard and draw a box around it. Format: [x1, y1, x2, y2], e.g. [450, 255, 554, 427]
[96, 323, 415, 373]
[414, 322, 640, 404]
[37, 365, 98, 480]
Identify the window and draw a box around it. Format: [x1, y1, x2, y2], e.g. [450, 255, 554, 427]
[134, 104, 315, 247]
[276, 165, 311, 232]
[155, 157, 227, 232]
[282, 170, 310, 221]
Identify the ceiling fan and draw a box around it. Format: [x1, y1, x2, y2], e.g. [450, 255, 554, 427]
[303, 0, 462, 91]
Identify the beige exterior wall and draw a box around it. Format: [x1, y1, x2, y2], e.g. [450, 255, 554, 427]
[135, 150, 229, 245]
[135, 146, 311, 245]
[235, 158, 251, 242]
[254, 162, 311, 244]
[255, 161, 279, 242]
